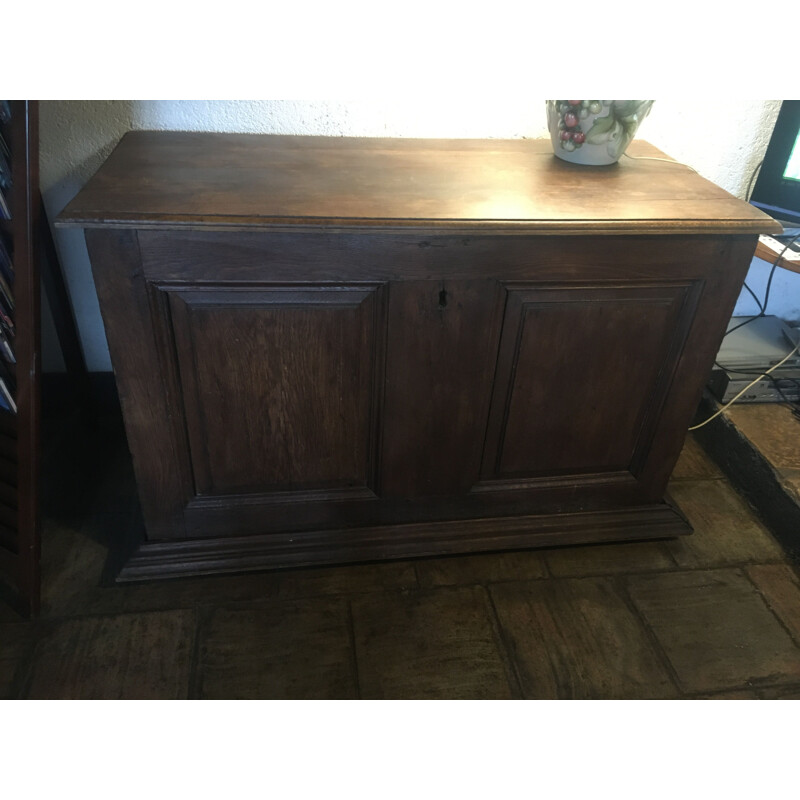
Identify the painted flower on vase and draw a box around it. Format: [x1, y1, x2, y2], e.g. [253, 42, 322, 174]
[546, 101, 654, 165]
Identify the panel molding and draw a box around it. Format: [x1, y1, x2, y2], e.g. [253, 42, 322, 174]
[471, 470, 637, 494]
[480, 280, 703, 486]
[157, 282, 387, 505]
[115, 499, 693, 582]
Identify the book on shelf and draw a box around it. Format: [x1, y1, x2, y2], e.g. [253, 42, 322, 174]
[0, 234, 12, 277]
[0, 345, 15, 413]
[0, 356, 15, 391]
[0, 151, 10, 195]
[0, 272, 13, 313]
[0, 123, 10, 221]
[0, 144, 9, 184]
[0, 282, 12, 321]
[0, 327, 14, 364]
[0, 377, 15, 414]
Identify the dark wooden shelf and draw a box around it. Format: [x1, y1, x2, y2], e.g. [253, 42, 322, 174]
[0, 100, 41, 617]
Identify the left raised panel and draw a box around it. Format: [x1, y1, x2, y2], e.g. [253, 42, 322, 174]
[165, 285, 385, 500]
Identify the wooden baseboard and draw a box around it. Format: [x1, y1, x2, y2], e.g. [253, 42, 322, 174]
[115, 500, 692, 582]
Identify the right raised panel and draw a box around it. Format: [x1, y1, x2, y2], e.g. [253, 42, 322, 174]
[480, 282, 701, 485]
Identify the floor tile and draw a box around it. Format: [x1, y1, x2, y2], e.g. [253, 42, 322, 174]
[747, 564, 800, 645]
[277, 561, 417, 600]
[25, 610, 195, 699]
[415, 550, 547, 588]
[0, 599, 24, 623]
[352, 587, 513, 699]
[726, 404, 800, 471]
[689, 689, 759, 699]
[778, 469, 800, 505]
[627, 569, 800, 694]
[0, 623, 37, 699]
[543, 540, 675, 578]
[758, 685, 800, 699]
[666, 480, 785, 568]
[490, 578, 677, 699]
[39, 525, 110, 617]
[107, 571, 283, 616]
[671, 435, 723, 480]
[198, 599, 356, 699]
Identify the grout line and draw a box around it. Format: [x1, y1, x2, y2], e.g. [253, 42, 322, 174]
[740, 565, 800, 651]
[187, 606, 211, 700]
[477, 557, 790, 586]
[539, 551, 555, 579]
[411, 560, 424, 592]
[13, 618, 58, 700]
[483, 585, 524, 700]
[613, 574, 686, 697]
[679, 689, 758, 699]
[669, 474, 726, 483]
[6, 623, 44, 700]
[755, 681, 800, 699]
[346, 599, 362, 700]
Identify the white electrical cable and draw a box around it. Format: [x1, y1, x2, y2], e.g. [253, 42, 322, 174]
[689, 339, 800, 430]
[622, 153, 698, 173]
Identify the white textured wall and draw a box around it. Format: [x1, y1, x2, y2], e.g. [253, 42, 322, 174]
[40, 99, 786, 371]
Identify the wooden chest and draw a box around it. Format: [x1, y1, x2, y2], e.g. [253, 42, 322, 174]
[57, 132, 780, 580]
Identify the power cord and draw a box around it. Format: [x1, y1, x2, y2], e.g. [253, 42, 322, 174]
[745, 159, 764, 203]
[622, 152, 698, 173]
[691, 231, 800, 429]
[689, 338, 800, 430]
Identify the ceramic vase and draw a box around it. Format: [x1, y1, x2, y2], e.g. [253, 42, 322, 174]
[546, 100, 654, 166]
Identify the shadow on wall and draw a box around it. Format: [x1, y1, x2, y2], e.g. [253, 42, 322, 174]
[40, 101, 137, 373]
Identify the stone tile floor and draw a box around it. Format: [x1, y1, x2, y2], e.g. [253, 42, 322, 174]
[726, 403, 800, 504]
[2, 419, 800, 700]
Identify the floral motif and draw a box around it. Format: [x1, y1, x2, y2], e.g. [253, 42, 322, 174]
[546, 100, 654, 162]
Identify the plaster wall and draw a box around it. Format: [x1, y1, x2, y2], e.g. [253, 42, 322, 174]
[39, 99, 788, 371]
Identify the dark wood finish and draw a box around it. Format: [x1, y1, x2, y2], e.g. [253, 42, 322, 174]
[116, 500, 690, 582]
[84, 229, 191, 540]
[0, 101, 41, 616]
[480, 282, 698, 480]
[380, 279, 503, 497]
[168, 284, 381, 497]
[57, 132, 780, 580]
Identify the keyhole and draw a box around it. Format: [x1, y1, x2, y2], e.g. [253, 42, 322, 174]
[438, 288, 448, 308]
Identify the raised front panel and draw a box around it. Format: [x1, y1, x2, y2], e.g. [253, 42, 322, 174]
[379, 280, 504, 497]
[481, 282, 700, 484]
[167, 285, 384, 497]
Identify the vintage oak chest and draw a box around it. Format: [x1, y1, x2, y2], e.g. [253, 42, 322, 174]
[57, 132, 780, 580]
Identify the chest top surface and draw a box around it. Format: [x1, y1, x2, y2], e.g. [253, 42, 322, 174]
[56, 131, 781, 236]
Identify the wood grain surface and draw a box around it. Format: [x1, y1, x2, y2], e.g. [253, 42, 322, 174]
[57, 132, 781, 235]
